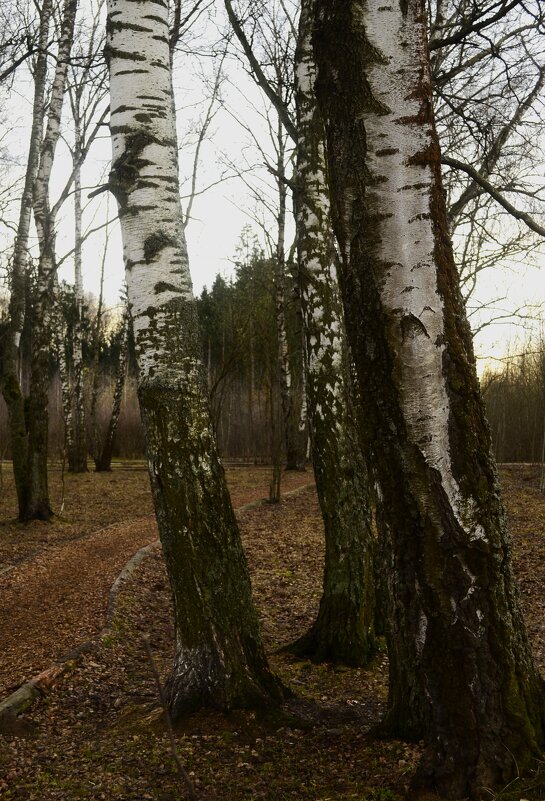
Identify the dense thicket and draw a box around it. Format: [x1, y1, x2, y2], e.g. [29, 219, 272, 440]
[4, 276, 545, 469]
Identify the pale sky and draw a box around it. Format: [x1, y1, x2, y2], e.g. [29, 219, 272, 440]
[0, 2, 544, 373]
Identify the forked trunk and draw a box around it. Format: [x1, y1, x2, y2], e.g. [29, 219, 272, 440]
[313, 0, 545, 795]
[107, 0, 284, 717]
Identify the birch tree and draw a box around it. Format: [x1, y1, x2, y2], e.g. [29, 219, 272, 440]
[106, 0, 283, 717]
[27, 0, 78, 519]
[312, 0, 545, 796]
[288, 0, 376, 665]
[226, 0, 377, 664]
[0, 0, 52, 520]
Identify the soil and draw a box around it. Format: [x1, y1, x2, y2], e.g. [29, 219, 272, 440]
[0, 464, 544, 801]
[0, 464, 312, 696]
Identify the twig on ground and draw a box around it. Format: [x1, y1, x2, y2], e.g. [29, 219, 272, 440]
[59, 448, 67, 514]
[143, 637, 198, 800]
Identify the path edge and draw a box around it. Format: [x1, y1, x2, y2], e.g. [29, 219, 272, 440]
[0, 482, 315, 730]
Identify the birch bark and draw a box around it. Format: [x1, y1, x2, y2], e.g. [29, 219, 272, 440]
[27, 0, 78, 520]
[313, 0, 545, 795]
[0, 0, 52, 520]
[287, 0, 376, 665]
[67, 99, 88, 473]
[106, 0, 283, 717]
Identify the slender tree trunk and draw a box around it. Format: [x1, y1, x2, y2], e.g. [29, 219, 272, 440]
[95, 311, 129, 471]
[26, 0, 78, 520]
[286, 0, 376, 666]
[313, 1, 545, 796]
[273, 120, 305, 471]
[68, 99, 88, 473]
[0, 0, 52, 520]
[52, 281, 73, 462]
[89, 234, 107, 464]
[106, 0, 284, 717]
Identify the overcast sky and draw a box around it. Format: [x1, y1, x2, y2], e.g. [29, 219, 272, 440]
[0, 0, 543, 373]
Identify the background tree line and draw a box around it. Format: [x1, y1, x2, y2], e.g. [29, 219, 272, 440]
[5, 258, 545, 469]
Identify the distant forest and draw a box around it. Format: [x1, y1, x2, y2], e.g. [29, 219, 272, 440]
[2, 231, 543, 467]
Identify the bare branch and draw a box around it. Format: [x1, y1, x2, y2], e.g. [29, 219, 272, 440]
[443, 155, 545, 238]
[223, 0, 297, 142]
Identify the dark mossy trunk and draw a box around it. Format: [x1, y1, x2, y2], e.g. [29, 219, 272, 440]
[0, 346, 30, 519]
[287, 0, 376, 667]
[68, 415, 88, 472]
[0, 0, 51, 521]
[139, 356, 285, 717]
[108, 0, 285, 718]
[313, 0, 545, 796]
[25, 266, 53, 522]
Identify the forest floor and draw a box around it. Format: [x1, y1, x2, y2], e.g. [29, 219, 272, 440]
[0, 463, 544, 800]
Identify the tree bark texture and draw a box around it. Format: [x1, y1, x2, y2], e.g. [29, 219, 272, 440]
[289, 0, 376, 666]
[68, 102, 88, 473]
[0, 0, 52, 520]
[26, 0, 78, 520]
[106, 0, 284, 718]
[313, 0, 545, 796]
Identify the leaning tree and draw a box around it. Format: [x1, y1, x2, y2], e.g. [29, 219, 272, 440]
[313, 0, 545, 797]
[106, 0, 284, 718]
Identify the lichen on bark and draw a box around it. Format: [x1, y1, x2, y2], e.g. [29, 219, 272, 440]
[313, 0, 545, 796]
[287, 0, 376, 667]
[107, 0, 284, 716]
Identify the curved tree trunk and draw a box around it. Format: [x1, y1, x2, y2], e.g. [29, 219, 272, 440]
[106, 0, 284, 718]
[287, 0, 376, 666]
[313, 0, 545, 796]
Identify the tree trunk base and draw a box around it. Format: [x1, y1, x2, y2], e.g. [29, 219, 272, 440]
[94, 458, 112, 473]
[20, 502, 53, 523]
[283, 614, 375, 668]
[166, 644, 288, 721]
[372, 704, 425, 743]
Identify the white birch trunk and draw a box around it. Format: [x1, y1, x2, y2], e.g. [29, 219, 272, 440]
[0, 0, 52, 519]
[289, 0, 376, 664]
[313, 0, 545, 794]
[67, 98, 88, 472]
[273, 124, 298, 470]
[107, 0, 283, 716]
[26, 0, 78, 520]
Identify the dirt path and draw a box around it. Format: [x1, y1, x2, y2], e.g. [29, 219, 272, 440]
[0, 469, 313, 697]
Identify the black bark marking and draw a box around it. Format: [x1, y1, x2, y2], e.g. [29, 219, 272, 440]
[154, 281, 180, 294]
[144, 231, 177, 263]
[376, 147, 399, 156]
[401, 313, 430, 340]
